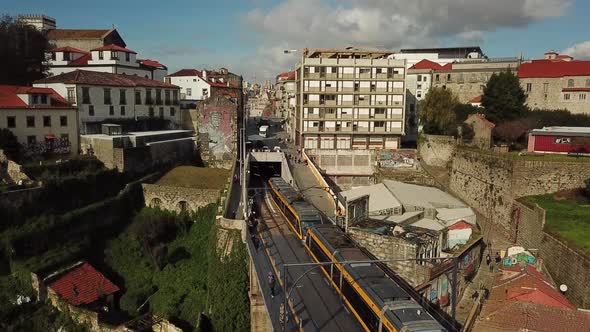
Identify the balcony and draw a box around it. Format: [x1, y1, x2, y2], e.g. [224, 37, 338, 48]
[358, 100, 370, 106]
[357, 127, 370, 132]
[306, 87, 321, 92]
[340, 114, 353, 120]
[359, 88, 372, 93]
[391, 88, 405, 94]
[306, 73, 321, 79]
[374, 101, 388, 106]
[392, 74, 405, 80]
[339, 101, 354, 106]
[341, 127, 353, 132]
[341, 73, 355, 79]
[306, 114, 320, 119]
[374, 113, 386, 119]
[305, 101, 321, 106]
[325, 87, 337, 92]
[325, 127, 338, 132]
[376, 73, 388, 79]
[324, 113, 336, 119]
[375, 88, 389, 93]
[340, 87, 354, 92]
[325, 73, 338, 79]
[325, 100, 337, 106]
[358, 73, 372, 79]
[374, 127, 386, 132]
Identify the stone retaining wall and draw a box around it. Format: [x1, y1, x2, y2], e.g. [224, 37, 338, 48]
[418, 135, 456, 167]
[142, 183, 220, 213]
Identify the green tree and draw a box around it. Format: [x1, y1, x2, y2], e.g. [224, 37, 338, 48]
[0, 128, 22, 161]
[0, 15, 51, 85]
[418, 87, 460, 135]
[482, 71, 527, 123]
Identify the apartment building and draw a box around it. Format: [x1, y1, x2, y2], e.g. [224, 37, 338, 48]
[296, 48, 406, 150]
[519, 51, 590, 114]
[33, 70, 180, 134]
[275, 70, 297, 139]
[431, 57, 522, 103]
[0, 85, 79, 156]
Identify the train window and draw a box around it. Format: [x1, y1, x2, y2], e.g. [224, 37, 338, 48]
[341, 277, 380, 331]
[309, 239, 330, 263]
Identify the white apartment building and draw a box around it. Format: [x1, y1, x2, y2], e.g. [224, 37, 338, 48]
[275, 71, 297, 139]
[165, 69, 214, 102]
[0, 85, 79, 156]
[47, 45, 168, 81]
[33, 70, 180, 134]
[296, 48, 406, 150]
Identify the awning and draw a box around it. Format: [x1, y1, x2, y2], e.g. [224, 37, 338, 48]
[45, 135, 56, 139]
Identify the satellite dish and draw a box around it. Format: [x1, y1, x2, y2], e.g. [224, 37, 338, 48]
[559, 284, 568, 293]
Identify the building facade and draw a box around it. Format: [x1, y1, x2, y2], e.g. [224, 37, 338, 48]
[275, 71, 297, 140]
[34, 70, 180, 134]
[47, 45, 168, 81]
[431, 58, 522, 103]
[0, 85, 79, 156]
[519, 51, 590, 114]
[527, 126, 590, 155]
[296, 48, 406, 150]
[46, 28, 126, 52]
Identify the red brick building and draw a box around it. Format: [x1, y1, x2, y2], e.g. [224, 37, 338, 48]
[527, 126, 590, 155]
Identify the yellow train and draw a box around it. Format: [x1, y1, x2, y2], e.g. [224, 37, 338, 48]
[267, 177, 449, 332]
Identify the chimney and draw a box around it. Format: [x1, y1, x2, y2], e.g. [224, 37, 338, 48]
[202, 70, 207, 81]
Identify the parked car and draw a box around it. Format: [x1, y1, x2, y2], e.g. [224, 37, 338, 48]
[273, 146, 281, 152]
[262, 146, 271, 152]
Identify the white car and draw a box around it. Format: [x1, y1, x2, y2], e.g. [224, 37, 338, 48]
[262, 146, 270, 152]
[273, 146, 281, 152]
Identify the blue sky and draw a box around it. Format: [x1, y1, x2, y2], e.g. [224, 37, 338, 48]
[4, 0, 590, 82]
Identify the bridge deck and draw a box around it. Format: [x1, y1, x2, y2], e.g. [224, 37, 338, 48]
[253, 190, 362, 332]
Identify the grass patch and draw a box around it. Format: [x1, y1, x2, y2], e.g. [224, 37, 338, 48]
[156, 166, 229, 190]
[527, 194, 590, 254]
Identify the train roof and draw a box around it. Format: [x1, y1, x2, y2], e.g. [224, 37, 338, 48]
[311, 225, 445, 330]
[269, 177, 321, 223]
[269, 177, 301, 203]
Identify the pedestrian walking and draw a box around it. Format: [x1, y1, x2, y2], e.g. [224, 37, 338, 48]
[486, 253, 491, 266]
[268, 272, 276, 298]
[495, 251, 501, 264]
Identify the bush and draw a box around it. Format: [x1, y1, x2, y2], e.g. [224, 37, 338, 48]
[0, 128, 22, 162]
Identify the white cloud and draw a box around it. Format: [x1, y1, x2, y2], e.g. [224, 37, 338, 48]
[237, 0, 571, 81]
[562, 41, 590, 60]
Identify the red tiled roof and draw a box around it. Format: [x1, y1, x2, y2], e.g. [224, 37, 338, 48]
[562, 87, 590, 92]
[47, 262, 119, 306]
[69, 53, 92, 66]
[518, 59, 590, 78]
[410, 59, 445, 70]
[47, 46, 89, 54]
[91, 44, 137, 54]
[137, 59, 167, 70]
[468, 95, 482, 103]
[0, 85, 71, 108]
[277, 70, 296, 80]
[35, 70, 178, 88]
[47, 29, 113, 40]
[466, 113, 496, 128]
[167, 69, 202, 77]
[448, 220, 472, 230]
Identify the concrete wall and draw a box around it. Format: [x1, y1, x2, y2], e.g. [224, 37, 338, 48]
[512, 200, 590, 308]
[418, 135, 456, 167]
[142, 183, 220, 213]
[349, 227, 430, 286]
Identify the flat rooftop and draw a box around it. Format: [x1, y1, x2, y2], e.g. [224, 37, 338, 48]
[156, 166, 229, 190]
[82, 130, 192, 140]
[383, 180, 466, 209]
[307, 47, 394, 58]
[341, 182, 401, 213]
[531, 126, 590, 136]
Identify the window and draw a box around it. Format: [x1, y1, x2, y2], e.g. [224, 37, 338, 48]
[149, 107, 154, 117]
[98, 50, 104, 60]
[185, 88, 192, 97]
[580, 93, 587, 100]
[146, 89, 152, 104]
[173, 90, 179, 104]
[67, 87, 76, 103]
[554, 137, 571, 144]
[32, 94, 39, 104]
[375, 121, 385, 128]
[170, 107, 175, 117]
[111, 51, 118, 60]
[43, 116, 51, 127]
[51, 52, 56, 60]
[567, 79, 574, 87]
[109, 105, 114, 115]
[89, 105, 95, 116]
[159, 107, 164, 118]
[104, 88, 111, 104]
[60, 116, 67, 127]
[544, 93, 548, 100]
[40, 94, 47, 104]
[586, 79, 590, 87]
[135, 90, 142, 104]
[60, 134, 69, 141]
[447, 74, 452, 81]
[526, 83, 532, 92]
[165, 90, 171, 105]
[417, 91, 422, 98]
[417, 75, 422, 82]
[63, 51, 71, 61]
[82, 87, 91, 104]
[119, 89, 127, 105]
[564, 93, 571, 100]
[26, 116, 35, 128]
[435, 74, 440, 82]
[125, 52, 130, 62]
[7, 116, 15, 128]
[202, 88, 208, 98]
[156, 89, 162, 105]
[120, 106, 126, 115]
[543, 83, 549, 92]
[27, 136, 36, 145]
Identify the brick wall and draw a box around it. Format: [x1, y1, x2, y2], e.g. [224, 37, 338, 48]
[348, 227, 430, 286]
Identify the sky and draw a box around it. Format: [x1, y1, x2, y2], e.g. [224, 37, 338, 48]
[4, 0, 590, 82]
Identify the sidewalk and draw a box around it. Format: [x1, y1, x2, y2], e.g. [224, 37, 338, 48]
[290, 162, 336, 218]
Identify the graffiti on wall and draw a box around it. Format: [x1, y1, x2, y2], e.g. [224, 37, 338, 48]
[199, 105, 235, 161]
[378, 149, 417, 168]
[22, 138, 71, 157]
